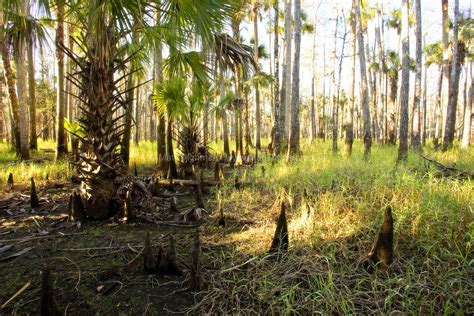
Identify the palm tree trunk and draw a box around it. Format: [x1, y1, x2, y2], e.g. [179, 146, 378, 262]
[167, 117, 178, 178]
[355, 0, 371, 159]
[442, 0, 460, 150]
[220, 67, 230, 157]
[155, 5, 167, 173]
[287, 0, 301, 157]
[56, 1, 66, 158]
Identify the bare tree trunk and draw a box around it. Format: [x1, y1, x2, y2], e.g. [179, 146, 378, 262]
[355, 0, 371, 159]
[461, 61, 472, 149]
[271, 1, 282, 155]
[56, 1, 66, 159]
[397, 0, 410, 161]
[309, 16, 317, 144]
[440, 0, 450, 143]
[442, 0, 460, 150]
[345, 0, 357, 156]
[155, 4, 167, 172]
[281, 0, 292, 142]
[253, 4, 261, 150]
[434, 65, 443, 147]
[411, 0, 422, 150]
[287, 0, 301, 157]
[331, 13, 339, 152]
[422, 53, 428, 145]
[15, 0, 30, 160]
[27, 23, 37, 150]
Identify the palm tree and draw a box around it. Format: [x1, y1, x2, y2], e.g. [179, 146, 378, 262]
[287, 0, 301, 157]
[397, 0, 410, 162]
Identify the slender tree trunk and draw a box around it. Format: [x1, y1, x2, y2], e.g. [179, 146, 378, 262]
[440, 0, 450, 143]
[155, 4, 167, 172]
[309, 18, 317, 144]
[397, 0, 410, 161]
[0, 32, 21, 154]
[287, 0, 301, 157]
[167, 117, 178, 178]
[27, 32, 37, 150]
[220, 67, 230, 157]
[271, 1, 282, 155]
[355, 0, 371, 158]
[331, 13, 339, 152]
[434, 65, 443, 147]
[411, 0, 422, 150]
[56, 1, 66, 159]
[254, 4, 261, 150]
[461, 61, 472, 149]
[442, 0, 460, 150]
[345, 0, 356, 156]
[422, 55, 428, 145]
[15, 0, 30, 160]
[281, 0, 292, 142]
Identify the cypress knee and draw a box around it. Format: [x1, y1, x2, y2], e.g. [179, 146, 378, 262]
[40, 269, 61, 316]
[123, 190, 134, 222]
[144, 231, 158, 273]
[269, 200, 289, 255]
[214, 161, 220, 181]
[159, 234, 182, 275]
[194, 174, 205, 209]
[7, 173, 14, 189]
[68, 191, 86, 221]
[217, 198, 225, 227]
[30, 178, 40, 208]
[189, 230, 203, 291]
[369, 206, 394, 267]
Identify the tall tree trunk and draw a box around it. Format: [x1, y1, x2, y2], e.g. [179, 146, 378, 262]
[287, 0, 301, 157]
[461, 61, 472, 149]
[281, 0, 292, 142]
[56, 1, 66, 159]
[309, 16, 317, 144]
[422, 54, 428, 145]
[27, 27, 37, 150]
[14, 0, 30, 160]
[411, 0, 422, 150]
[355, 0, 371, 158]
[345, 0, 356, 156]
[220, 67, 230, 157]
[134, 86, 141, 144]
[440, 0, 450, 143]
[442, 0, 460, 150]
[166, 117, 178, 178]
[155, 5, 167, 173]
[397, 0, 410, 161]
[434, 65, 443, 147]
[271, 1, 282, 155]
[0, 31, 21, 154]
[253, 3, 261, 150]
[331, 13, 339, 152]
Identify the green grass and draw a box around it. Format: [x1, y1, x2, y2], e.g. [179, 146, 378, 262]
[0, 138, 472, 314]
[199, 140, 473, 314]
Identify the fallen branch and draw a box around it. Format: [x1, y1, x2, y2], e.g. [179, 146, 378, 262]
[1, 281, 30, 308]
[419, 153, 473, 179]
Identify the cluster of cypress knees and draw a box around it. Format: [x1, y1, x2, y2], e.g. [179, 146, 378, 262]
[7, 170, 393, 315]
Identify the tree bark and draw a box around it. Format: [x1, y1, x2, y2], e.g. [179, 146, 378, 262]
[56, 0, 66, 159]
[397, 0, 410, 162]
[27, 24, 37, 150]
[287, 0, 301, 157]
[355, 0, 371, 159]
[271, 1, 282, 155]
[253, 3, 261, 150]
[461, 61, 472, 149]
[442, 0, 460, 151]
[411, 0, 422, 150]
[281, 0, 292, 141]
[440, 0, 450, 143]
[345, 0, 356, 156]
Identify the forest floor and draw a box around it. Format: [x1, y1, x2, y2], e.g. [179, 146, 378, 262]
[0, 140, 473, 314]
